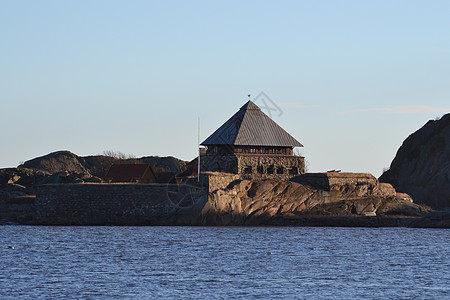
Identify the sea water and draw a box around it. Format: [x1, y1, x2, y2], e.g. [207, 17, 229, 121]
[0, 226, 449, 299]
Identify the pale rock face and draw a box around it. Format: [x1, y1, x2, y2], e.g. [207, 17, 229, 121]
[197, 175, 426, 225]
[377, 183, 397, 198]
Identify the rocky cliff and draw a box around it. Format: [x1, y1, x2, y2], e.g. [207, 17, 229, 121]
[379, 113, 450, 209]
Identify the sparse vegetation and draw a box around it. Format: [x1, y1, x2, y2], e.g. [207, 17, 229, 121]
[102, 150, 136, 160]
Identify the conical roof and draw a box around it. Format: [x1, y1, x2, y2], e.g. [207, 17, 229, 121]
[201, 100, 303, 147]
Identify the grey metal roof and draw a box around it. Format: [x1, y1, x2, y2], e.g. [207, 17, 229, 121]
[201, 100, 303, 147]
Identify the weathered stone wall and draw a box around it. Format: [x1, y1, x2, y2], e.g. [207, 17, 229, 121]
[34, 183, 208, 225]
[237, 155, 305, 180]
[177, 172, 240, 193]
[327, 173, 377, 187]
[0, 196, 35, 224]
[33, 173, 240, 225]
[200, 154, 239, 174]
[201, 172, 240, 193]
[292, 172, 378, 191]
[200, 154, 305, 180]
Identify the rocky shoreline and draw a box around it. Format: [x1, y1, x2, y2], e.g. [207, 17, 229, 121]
[265, 215, 432, 228]
[3, 170, 442, 227]
[0, 151, 447, 228]
[1, 109, 449, 230]
[3, 213, 446, 229]
[0, 198, 448, 228]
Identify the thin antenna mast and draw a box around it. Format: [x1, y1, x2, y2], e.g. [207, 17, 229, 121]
[198, 117, 200, 183]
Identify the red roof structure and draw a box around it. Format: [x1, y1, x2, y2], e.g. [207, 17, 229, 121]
[104, 164, 157, 183]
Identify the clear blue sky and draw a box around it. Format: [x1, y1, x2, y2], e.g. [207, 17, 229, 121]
[1, 0, 449, 176]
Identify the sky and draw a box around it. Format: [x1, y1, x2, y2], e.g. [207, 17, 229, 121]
[1, 0, 449, 176]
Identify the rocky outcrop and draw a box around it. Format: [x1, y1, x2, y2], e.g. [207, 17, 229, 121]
[198, 174, 427, 226]
[0, 150, 186, 191]
[1, 151, 188, 193]
[20, 151, 89, 175]
[0, 169, 41, 224]
[18, 150, 187, 179]
[379, 113, 450, 209]
[138, 156, 187, 175]
[0, 168, 50, 191]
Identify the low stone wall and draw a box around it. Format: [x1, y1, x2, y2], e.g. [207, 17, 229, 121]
[292, 172, 378, 191]
[34, 183, 208, 225]
[327, 172, 377, 185]
[33, 173, 240, 225]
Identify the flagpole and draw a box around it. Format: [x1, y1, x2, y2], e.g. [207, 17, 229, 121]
[198, 117, 200, 183]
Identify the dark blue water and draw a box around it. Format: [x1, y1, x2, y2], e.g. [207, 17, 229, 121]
[0, 226, 449, 299]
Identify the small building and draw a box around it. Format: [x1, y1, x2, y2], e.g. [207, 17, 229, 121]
[104, 164, 157, 183]
[200, 100, 305, 180]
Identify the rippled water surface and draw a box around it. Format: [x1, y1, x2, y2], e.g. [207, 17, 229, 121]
[0, 226, 449, 299]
